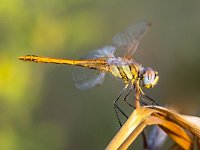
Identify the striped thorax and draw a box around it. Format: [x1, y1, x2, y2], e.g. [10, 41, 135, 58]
[107, 57, 140, 84]
[107, 57, 159, 88]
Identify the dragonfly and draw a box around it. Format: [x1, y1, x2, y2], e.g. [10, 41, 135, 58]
[19, 21, 159, 126]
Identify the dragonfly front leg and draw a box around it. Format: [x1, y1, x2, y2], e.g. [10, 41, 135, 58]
[133, 81, 152, 106]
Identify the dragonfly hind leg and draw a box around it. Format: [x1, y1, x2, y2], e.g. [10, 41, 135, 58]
[123, 87, 135, 109]
[113, 85, 129, 127]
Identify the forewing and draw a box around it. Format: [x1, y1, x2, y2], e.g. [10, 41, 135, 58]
[72, 46, 116, 90]
[112, 21, 151, 58]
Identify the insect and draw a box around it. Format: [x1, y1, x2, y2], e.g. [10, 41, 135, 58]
[19, 21, 159, 126]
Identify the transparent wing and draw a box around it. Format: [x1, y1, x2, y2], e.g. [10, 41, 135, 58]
[73, 68, 105, 90]
[83, 45, 116, 59]
[112, 21, 151, 58]
[72, 46, 116, 90]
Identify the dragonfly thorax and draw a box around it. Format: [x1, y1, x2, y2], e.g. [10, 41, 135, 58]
[107, 57, 140, 84]
[107, 57, 159, 88]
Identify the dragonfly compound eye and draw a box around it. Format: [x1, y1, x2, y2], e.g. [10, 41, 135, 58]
[142, 68, 159, 88]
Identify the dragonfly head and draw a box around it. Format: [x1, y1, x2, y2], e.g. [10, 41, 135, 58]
[141, 67, 159, 88]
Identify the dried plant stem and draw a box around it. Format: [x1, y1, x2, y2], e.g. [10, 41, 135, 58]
[135, 80, 148, 149]
[134, 80, 141, 108]
[106, 106, 200, 150]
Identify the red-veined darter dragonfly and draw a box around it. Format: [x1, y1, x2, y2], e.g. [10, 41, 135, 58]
[19, 21, 159, 125]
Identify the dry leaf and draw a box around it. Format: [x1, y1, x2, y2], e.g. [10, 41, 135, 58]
[106, 106, 200, 150]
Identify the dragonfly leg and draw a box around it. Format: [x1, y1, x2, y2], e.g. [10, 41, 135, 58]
[132, 84, 146, 106]
[123, 87, 135, 109]
[143, 94, 159, 106]
[134, 96, 148, 106]
[139, 87, 159, 106]
[113, 85, 129, 127]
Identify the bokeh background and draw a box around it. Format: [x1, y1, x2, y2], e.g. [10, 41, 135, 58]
[1, 0, 200, 149]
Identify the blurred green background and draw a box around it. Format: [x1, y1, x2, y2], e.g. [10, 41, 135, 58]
[1, 0, 200, 149]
